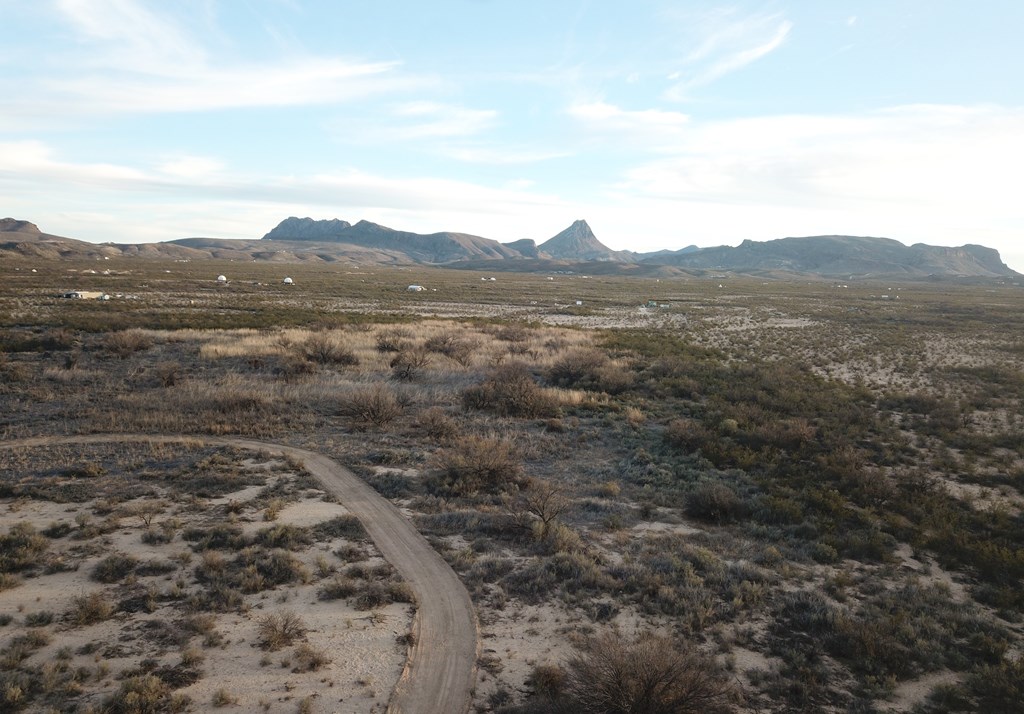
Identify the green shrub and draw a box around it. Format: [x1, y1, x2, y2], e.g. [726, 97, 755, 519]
[686, 482, 746, 524]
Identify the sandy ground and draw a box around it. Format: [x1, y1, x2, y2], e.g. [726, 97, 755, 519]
[0, 445, 413, 713]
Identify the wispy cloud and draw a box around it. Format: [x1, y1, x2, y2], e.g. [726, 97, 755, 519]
[567, 101, 690, 138]
[4, 0, 426, 121]
[387, 102, 499, 139]
[663, 9, 793, 99]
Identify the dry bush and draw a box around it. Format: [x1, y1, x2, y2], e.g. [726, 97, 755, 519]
[375, 328, 413, 353]
[104, 674, 181, 713]
[427, 435, 523, 498]
[0, 523, 49, 573]
[154, 361, 182, 387]
[293, 642, 331, 671]
[529, 662, 568, 699]
[390, 347, 432, 381]
[66, 591, 115, 626]
[564, 631, 736, 714]
[104, 329, 153, 358]
[425, 331, 477, 366]
[336, 384, 405, 429]
[299, 333, 358, 366]
[273, 352, 318, 381]
[548, 349, 609, 387]
[462, 363, 560, 418]
[257, 610, 306, 650]
[419, 406, 459, 442]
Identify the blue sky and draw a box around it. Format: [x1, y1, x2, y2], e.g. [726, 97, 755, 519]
[2, 0, 1023, 270]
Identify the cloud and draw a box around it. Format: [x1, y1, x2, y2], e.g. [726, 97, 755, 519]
[3, 0, 425, 121]
[386, 102, 499, 139]
[441, 146, 572, 165]
[0, 140, 567, 230]
[663, 10, 793, 99]
[56, 0, 206, 73]
[566, 101, 690, 145]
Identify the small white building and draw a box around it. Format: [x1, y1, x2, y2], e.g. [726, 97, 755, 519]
[216, 275, 228, 284]
[282, 277, 294, 285]
[406, 285, 425, 292]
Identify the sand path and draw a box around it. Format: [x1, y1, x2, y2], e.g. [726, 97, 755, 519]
[0, 433, 479, 714]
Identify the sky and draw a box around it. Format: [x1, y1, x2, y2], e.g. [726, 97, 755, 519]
[2, 0, 1023, 271]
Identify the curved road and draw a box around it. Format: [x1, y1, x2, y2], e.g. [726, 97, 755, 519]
[0, 434, 479, 714]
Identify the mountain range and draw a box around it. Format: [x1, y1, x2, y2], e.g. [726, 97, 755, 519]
[1, 216, 1019, 280]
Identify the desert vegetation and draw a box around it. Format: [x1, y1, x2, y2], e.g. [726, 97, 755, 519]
[2, 257, 1023, 712]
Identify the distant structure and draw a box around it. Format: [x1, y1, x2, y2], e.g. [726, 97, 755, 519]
[216, 275, 227, 284]
[282, 277, 294, 285]
[406, 285, 425, 292]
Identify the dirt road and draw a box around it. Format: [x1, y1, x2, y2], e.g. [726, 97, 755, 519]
[0, 434, 479, 714]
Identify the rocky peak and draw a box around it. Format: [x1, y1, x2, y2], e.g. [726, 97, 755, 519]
[1, 218, 41, 233]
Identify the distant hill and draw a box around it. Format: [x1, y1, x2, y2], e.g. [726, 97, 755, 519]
[538, 219, 635, 262]
[262, 217, 521, 263]
[2, 217, 1019, 281]
[644, 235, 1019, 278]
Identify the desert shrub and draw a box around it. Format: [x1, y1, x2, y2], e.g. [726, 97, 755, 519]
[0, 523, 49, 573]
[293, 643, 331, 672]
[312, 515, 366, 540]
[427, 435, 523, 498]
[336, 384, 404, 429]
[548, 349, 609, 388]
[299, 333, 358, 365]
[563, 631, 735, 714]
[375, 328, 412, 353]
[425, 332, 477, 366]
[67, 591, 115, 626]
[92, 553, 139, 583]
[418, 406, 459, 441]
[239, 548, 309, 587]
[104, 674, 183, 714]
[154, 361, 182, 387]
[254, 524, 312, 550]
[41, 522, 73, 539]
[183, 524, 248, 551]
[257, 611, 306, 650]
[211, 688, 237, 707]
[664, 418, 711, 452]
[462, 363, 560, 418]
[964, 656, 1024, 712]
[318, 575, 360, 601]
[368, 470, 414, 498]
[529, 662, 567, 700]
[105, 329, 153, 358]
[24, 610, 54, 627]
[390, 347, 431, 381]
[686, 482, 746, 524]
[503, 551, 609, 603]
